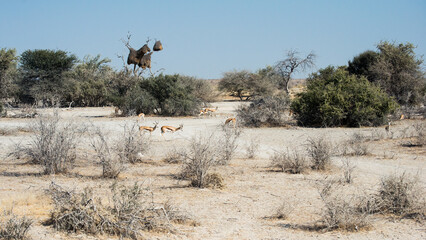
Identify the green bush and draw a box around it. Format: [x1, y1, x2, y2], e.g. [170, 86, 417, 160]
[140, 74, 203, 116]
[291, 66, 397, 127]
[120, 86, 158, 116]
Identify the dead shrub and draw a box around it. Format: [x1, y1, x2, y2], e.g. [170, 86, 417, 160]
[341, 132, 370, 156]
[163, 148, 185, 164]
[316, 179, 370, 231]
[90, 127, 125, 178]
[236, 95, 291, 127]
[402, 122, 425, 147]
[271, 200, 295, 220]
[217, 125, 242, 165]
[47, 182, 173, 239]
[245, 138, 260, 159]
[341, 158, 356, 184]
[352, 143, 370, 156]
[320, 194, 371, 231]
[163, 200, 196, 226]
[270, 148, 308, 174]
[377, 172, 425, 218]
[316, 177, 341, 198]
[180, 134, 220, 188]
[370, 129, 385, 141]
[116, 123, 150, 164]
[10, 113, 81, 174]
[199, 173, 225, 189]
[0, 210, 32, 240]
[307, 137, 333, 170]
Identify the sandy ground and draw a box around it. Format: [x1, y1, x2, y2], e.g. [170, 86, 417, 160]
[0, 102, 425, 240]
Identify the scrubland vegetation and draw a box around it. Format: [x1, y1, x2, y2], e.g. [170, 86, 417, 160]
[0, 41, 424, 239]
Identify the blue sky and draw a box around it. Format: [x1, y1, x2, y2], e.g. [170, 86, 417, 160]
[1, 0, 425, 79]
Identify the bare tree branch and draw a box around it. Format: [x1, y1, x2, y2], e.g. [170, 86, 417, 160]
[275, 50, 316, 94]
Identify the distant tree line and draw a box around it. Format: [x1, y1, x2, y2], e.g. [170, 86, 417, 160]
[229, 41, 424, 127]
[0, 48, 216, 116]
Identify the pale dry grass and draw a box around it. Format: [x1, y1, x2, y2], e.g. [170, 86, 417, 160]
[0, 193, 52, 220]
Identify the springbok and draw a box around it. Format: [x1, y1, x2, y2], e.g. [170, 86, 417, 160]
[139, 121, 158, 135]
[161, 124, 183, 136]
[225, 117, 236, 128]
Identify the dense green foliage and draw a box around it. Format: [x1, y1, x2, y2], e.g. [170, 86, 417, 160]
[1, 41, 423, 121]
[347, 50, 378, 82]
[0, 48, 19, 100]
[219, 68, 276, 100]
[63, 55, 111, 107]
[291, 66, 398, 127]
[109, 74, 208, 116]
[140, 74, 203, 116]
[348, 42, 425, 106]
[19, 49, 77, 105]
[0, 47, 212, 117]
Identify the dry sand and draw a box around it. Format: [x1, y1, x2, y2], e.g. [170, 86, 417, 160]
[0, 102, 424, 239]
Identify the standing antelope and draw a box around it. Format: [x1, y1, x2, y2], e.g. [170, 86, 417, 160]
[225, 117, 236, 128]
[139, 121, 158, 135]
[161, 124, 183, 136]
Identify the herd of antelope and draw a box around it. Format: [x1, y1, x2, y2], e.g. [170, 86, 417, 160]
[137, 108, 236, 136]
[137, 108, 403, 135]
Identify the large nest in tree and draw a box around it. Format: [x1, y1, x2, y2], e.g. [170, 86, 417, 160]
[127, 48, 138, 65]
[153, 41, 163, 51]
[139, 52, 153, 69]
[137, 44, 151, 58]
[127, 44, 151, 66]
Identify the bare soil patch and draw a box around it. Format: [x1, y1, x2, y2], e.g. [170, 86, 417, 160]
[0, 103, 424, 239]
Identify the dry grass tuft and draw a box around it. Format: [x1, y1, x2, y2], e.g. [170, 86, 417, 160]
[9, 113, 82, 174]
[90, 126, 125, 178]
[217, 125, 242, 165]
[341, 158, 356, 184]
[0, 209, 32, 240]
[163, 200, 197, 226]
[401, 122, 425, 147]
[376, 172, 425, 218]
[116, 123, 150, 164]
[199, 173, 225, 189]
[46, 182, 174, 239]
[180, 134, 221, 188]
[270, 200, 295, 220]
[270, 149, 308, 174]
[306, 137, 333, 170]
[245, 138, 260, 159]
[320, 194, 371, 232]
[163, 148, 185, 164]
[316, 178, 371, 232]
[341, 132, 370, 156]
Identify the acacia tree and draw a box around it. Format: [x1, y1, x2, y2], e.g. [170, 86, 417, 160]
[275, 50, 316, 94]
[371, 41, 425, 106]
[291, 66, 397, 127]
[347, 50, 379, 82]
[0, 48, 19, 102]
[63, 55, 112, 107]
[219, 70, 252, 100]
[19, 49, 77, 105]
[219, 70, 275, 101]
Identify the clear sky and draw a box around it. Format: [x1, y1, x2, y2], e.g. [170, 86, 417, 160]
[1, 0, 425, 79]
